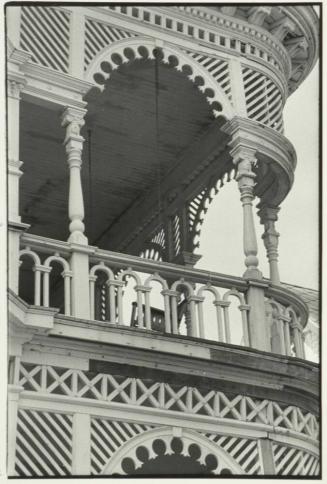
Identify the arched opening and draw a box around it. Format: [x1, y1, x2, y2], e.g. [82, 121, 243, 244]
[103, 428, 242, 476]
[48, 261, 65, 313]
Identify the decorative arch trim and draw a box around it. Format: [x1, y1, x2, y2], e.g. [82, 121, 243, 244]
[85, 37, 235, 119]
[102, 426, 243, 475]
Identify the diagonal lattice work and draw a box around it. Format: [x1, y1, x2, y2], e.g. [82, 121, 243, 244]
[20, 6, 70, 73]
[273, 443, 320, 476]
[91, 418, 154, 474]
[18, 363, 319, 441]
[15, 408, 73, 476]
[85, 18, 136, 69]
[204, 433, 262, 474]
[186, 52, 232, 102]
[242, 66, 284, 133]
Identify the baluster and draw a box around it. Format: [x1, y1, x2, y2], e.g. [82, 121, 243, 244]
[221, 301, 231, 343]
[291, 320, 304, 358]
[169, 290, 179, 334]
[42, 266, 51, 307]
[117, 282, 124, 324]
[187, 297, 197, 337]
[239, 302, 251, 346]
[283, 317, 292, 356]
[135, 286, 144, 329]
[161, 290, 172, 334]
[33, 264, 43, 306]
[108, 281, 117, 323]
[277, 316, 286, 355]
[89, 275, 97, 320]
[63, 270, 72, 316]
[143, 287, 152, 331]
[196, 296, 205, 339]
[213, 301, 224, 342]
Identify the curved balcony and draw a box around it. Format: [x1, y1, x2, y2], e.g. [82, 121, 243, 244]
[15, 232, 309, 361]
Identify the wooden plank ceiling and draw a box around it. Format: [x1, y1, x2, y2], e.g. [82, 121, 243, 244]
[20, 58, 217, 249]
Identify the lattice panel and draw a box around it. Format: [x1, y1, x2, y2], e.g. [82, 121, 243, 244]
[20, 6, 70, 73]
[187, 52, 232, 102]
[15, 409, 73, 476]
[172, 214, 181, 256]
[273, 443, 320, 476]
[18, 363, 319, 441]
[242, 67, 284, 132]
[85, 19, 136, 69]
[205, 433, 262, 475]
[91, 418, 154, 474]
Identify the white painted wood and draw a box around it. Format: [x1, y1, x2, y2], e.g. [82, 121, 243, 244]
[72, 413, 91, 474]
[69, 9, 85, 78]
[7, 385, 24, 476]
[61, 107, 88, 245]
[229, 58, 247, 116]
[6, 6, 21, 46]
[258, 438, 276, 475]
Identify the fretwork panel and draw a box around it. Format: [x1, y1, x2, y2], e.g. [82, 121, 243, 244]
[20, 6, 70, 73]
[242, 66, 284, 132]
[273, 443, 320, 476]
[204, 433, 262, 474]
[85, 18, 136, 69]
[18, 363, 319, 441]
[91, 418, 154, 474]
[187, 52, 232, 102]
[15, 409, 73, 476]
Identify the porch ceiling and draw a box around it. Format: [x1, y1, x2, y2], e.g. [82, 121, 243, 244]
[20, 59, 218, 249]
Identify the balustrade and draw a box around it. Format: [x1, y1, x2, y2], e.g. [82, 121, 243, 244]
[16, 234, 307, 360]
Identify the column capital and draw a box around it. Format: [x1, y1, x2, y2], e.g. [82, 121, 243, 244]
[258, 206, 280, 224]
[230, 145, 257, 167]
[61, 106, 86, 143]
[7, 77, 26, 99]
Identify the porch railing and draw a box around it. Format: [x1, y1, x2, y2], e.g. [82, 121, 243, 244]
[16, 233, 308, 360]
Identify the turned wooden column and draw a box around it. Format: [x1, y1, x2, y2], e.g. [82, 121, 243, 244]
[230, 146, 270, 351]
[61, 107, 87, 245]
[259, 206, 281, 284]
[62, 107, 92, 319]
[231, 146, 262, 280]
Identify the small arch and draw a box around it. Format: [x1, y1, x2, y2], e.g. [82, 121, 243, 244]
[19, 248, 42, 306]
[85, 37, 235, 119]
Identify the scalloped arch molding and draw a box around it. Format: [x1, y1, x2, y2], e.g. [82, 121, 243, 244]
[85, 37, 235, 119]
[102, 427, 243, 475]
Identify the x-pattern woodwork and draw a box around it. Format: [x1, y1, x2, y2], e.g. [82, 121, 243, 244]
[18, 363, 319, 440]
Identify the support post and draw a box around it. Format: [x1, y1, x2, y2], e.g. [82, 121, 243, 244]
[259, 206, 281, 284]
[7, 77, 30, 292]
[62, 107, 93, 319]
[61, 106, 88, 245]
[7, 385, 24, 476]
[258, 438, 276, 475]
[231, 146, 262, 280]
[226, 135, 270, 352]
[72, 413, 91, 475]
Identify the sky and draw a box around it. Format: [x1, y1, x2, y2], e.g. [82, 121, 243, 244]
[197, 64, 319, 290]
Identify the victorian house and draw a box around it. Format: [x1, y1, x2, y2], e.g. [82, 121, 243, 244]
[7, 4, 320, 477]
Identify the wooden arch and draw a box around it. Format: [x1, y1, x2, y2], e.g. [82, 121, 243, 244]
[102, 426, 243, 475]
[85, 37, 235, 119]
